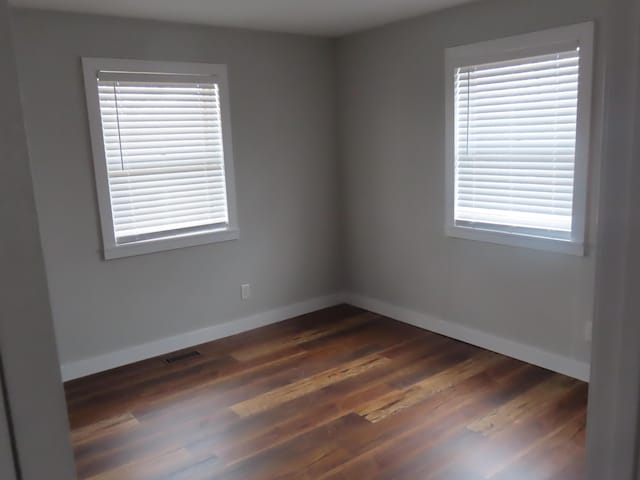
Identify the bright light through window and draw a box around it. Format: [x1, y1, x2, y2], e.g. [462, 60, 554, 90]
[454, 50, 579, 238]
[445, 23, 594, 254]
[83, 59, 238, 259]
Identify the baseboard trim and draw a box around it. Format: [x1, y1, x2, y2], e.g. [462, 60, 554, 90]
[60, 293, 345, 381]
[344, 293, 590, 382]
[61, 292, 590, 382]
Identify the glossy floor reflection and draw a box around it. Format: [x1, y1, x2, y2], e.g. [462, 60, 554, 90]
[65, 305, 587, 479]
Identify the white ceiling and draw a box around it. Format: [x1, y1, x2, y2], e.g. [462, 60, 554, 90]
[9, 0, 481, 36]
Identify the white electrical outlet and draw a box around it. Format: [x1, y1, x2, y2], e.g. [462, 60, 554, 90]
[585, 320, 593, 343]
[241, 284, 251, 300]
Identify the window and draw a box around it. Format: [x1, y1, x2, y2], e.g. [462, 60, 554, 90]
[444, 23, 594, 254]
[82, 58, 238, 259]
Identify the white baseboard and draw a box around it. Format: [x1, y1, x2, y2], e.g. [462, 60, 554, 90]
[61, 293, 345, 381]
[344, 293, 590, 382]
[62, 291, 590, 382]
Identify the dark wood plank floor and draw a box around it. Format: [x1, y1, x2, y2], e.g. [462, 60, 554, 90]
[64, 305, 588, 480]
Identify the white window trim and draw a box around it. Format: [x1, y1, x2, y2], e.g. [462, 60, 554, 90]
[444, 22, 594, 255]
[82, 58, 239, 260]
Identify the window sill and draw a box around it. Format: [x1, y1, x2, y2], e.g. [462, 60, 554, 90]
[445, 225, 584, 256]
[103, 227, 239, 260]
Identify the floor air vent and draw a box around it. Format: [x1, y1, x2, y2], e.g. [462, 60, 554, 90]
[163, 350, 201, 364]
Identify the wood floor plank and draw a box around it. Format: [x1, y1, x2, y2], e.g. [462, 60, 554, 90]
[356, 350, 502, 423]
[64, 305, 588, 479]
[184, 337, 473, 466]
[229, 311, 377, 361]
[468, 384, 587, 479]
[86, 447, 196, 480]
[73, 331, 414, 475]
[213, 414, 368, 480]
[72, 413, 140, 445]
[317, 362, 548, 480]
[466, 374, 578, 436]
[231, 353, 391, 417]
[391, 378, 587, 480]
[487, 407, 587, 480]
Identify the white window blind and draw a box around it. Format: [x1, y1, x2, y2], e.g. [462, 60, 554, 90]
[454, 49, 580, 238]
[97, 73, 229, 244]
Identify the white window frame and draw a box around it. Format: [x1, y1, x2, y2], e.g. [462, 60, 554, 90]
[82, 58, 239, 260]
[444, 22, 594, 255]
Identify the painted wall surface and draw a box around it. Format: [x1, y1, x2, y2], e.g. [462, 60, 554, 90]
[0, 1, 76, 478]
[585, 0, 640, 476]
[10, 9, 340, 365]
[10, 0, 604, 370]
[336, 0, 605, 363]
[0, 377, 16, 480]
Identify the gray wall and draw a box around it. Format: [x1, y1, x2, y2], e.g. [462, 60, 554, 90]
[0, 376, 16, 480]
[10, 0, 604, 370]
[10, 9, 340, 366]
[585, 0, 640, 476]
[0, 0, 76, 478]
[336, 0, 605, 363]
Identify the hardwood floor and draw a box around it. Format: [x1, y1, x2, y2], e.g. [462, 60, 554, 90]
[64, 305, 588, 480]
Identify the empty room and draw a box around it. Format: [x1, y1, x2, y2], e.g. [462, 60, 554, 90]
[2, 0, 640, 479]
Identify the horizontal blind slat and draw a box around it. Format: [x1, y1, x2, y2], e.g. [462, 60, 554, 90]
[105, 144, 223, 156]
[455, 117, 577, 128]
[459, 125, 576, 135]
[106, 153, 224, 166]
[458, 137, 576, 146]
[458, 161, 574, 169]
[101, 113, 221, 122]
[98, 85, 218, 93]
[459, 68, 579, 90]
[457, 77, 578, 98]
[109, 176, 225, 192]
[458, 187, 573, 198]
[116, 219, 225, 238]
[459, 77, 578, 100]
[457, 201, 572, 214]
[103, 129, 222, 139]
[112, 196, 226, 215]
[459, 51, 578, 74]
[458, 102, 577, 116]
[113, 202, 228, 223]
[113, 210, 227, 228]
[107, 161, 224, 172]
[458, 193, 573, 206]
[456, 208, 571, 231]
[101, 120, 222, 128]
